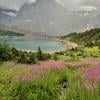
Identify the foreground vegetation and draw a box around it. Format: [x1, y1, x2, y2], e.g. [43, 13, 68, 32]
[55, 46, 100, 61]
[0, 44, 51, 64]
[0, 28, 100, 100]
[0, 43, 100, 64]
[0, 44, 100, 100]
[0, 58, 100, 100]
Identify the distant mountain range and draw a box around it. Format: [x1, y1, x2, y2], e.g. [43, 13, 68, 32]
[0, 0, 100, 36]
[0, 29, 24, 36]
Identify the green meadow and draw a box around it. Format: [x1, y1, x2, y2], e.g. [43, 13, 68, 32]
[0, 28, 100, 100]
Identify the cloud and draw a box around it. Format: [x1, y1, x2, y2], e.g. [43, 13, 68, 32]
[0, 0, 37, 11]
[0, 0, 83, 11]
[55, 0, 82, 10]
[55, 0, 100, 11]
[0, 0, 99, 12]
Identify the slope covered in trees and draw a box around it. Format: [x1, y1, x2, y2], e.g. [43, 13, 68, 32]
[0, 29, 24, 36]
[60, 28, 100, 47]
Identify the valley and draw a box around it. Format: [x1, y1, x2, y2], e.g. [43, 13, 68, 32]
[0, 0, 100, 100]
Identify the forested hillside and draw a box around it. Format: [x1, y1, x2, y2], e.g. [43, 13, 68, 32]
[60, 28, 100, 47]
[0, 29, 24, 36]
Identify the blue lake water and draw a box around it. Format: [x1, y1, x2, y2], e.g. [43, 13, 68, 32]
[0, 37, 66, 52]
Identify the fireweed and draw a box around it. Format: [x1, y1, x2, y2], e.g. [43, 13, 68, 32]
[0, 58, 100, 99]
[17, 58, 100, 82]
[17, 61, 67, 81]
[82, 66, 100, 90]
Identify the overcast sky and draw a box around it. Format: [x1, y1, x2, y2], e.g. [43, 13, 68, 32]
[0, 0, 100, 11]
[0, 0, 36, 10]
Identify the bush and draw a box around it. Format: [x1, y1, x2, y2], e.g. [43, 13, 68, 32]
[0, 45, 51, 64]
[53, 54, 58, 61]
[17, 53, 37, 64]
[0, 44, 14, 61]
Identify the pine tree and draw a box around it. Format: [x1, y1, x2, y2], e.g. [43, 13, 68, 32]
[37, 46, 44, 60]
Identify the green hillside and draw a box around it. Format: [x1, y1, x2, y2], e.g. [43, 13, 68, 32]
[0, 29, 24, 36]
[60, 28, 100, 47]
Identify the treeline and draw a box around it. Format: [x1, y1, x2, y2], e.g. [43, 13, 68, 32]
[0, 44, 51, 64]
[0, 29, 24, 36]
[60, 28, 100, 47]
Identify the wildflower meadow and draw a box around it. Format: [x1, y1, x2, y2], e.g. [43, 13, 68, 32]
[0, 57, 99, 100]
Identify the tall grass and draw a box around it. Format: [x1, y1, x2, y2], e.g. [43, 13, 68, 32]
[0, 61, 100, 100]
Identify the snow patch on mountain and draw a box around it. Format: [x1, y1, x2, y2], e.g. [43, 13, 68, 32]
[79, 6, 97, 11]
[2, 11, 17, 17]
[27, 0, 37, 4]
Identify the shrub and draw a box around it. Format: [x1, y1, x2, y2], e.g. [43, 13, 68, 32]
[0, 45, 51, 64]
[0, 44, 14, 61]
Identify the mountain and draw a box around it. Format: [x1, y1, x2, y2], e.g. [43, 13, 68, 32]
[60, 28, 100, 47]
[0, 0, 100, 36]
[0, 7, 17, 24]
[8, 0, 68, 36]
[0, 29, 24, 36]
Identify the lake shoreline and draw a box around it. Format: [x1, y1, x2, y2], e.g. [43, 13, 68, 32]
[16, 48, 65, 54]
[0, 37, 66, 53]
[16, 39, 78, 53]
[0, 36, 77, 53]
[56, 38, 78, 49]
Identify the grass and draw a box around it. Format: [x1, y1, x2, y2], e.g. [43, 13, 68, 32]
[0, 59, 100, 100]
[54, 47, 100, 62]
[84, 47, 100, 57]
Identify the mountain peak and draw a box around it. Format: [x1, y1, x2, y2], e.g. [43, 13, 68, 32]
[1, 0, 100, 36]
[11, 0, 68, 35]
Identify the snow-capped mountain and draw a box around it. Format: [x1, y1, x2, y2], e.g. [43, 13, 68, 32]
[0, 7, 17, 23]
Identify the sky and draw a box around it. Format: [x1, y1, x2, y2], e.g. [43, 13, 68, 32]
[55, 0, 82, 10]
[56, 0, 100, 11]
[0, 0, 99, 11]
[0, 0, 36, 10]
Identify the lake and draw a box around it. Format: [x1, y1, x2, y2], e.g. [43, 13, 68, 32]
[0, 37, 66, 52]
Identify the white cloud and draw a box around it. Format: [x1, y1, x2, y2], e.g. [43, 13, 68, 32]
[55, 0, 82, 10]
[0, 0, 37, 11]
[0, 0, 99, 12]
[0, 0, 83, 11]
